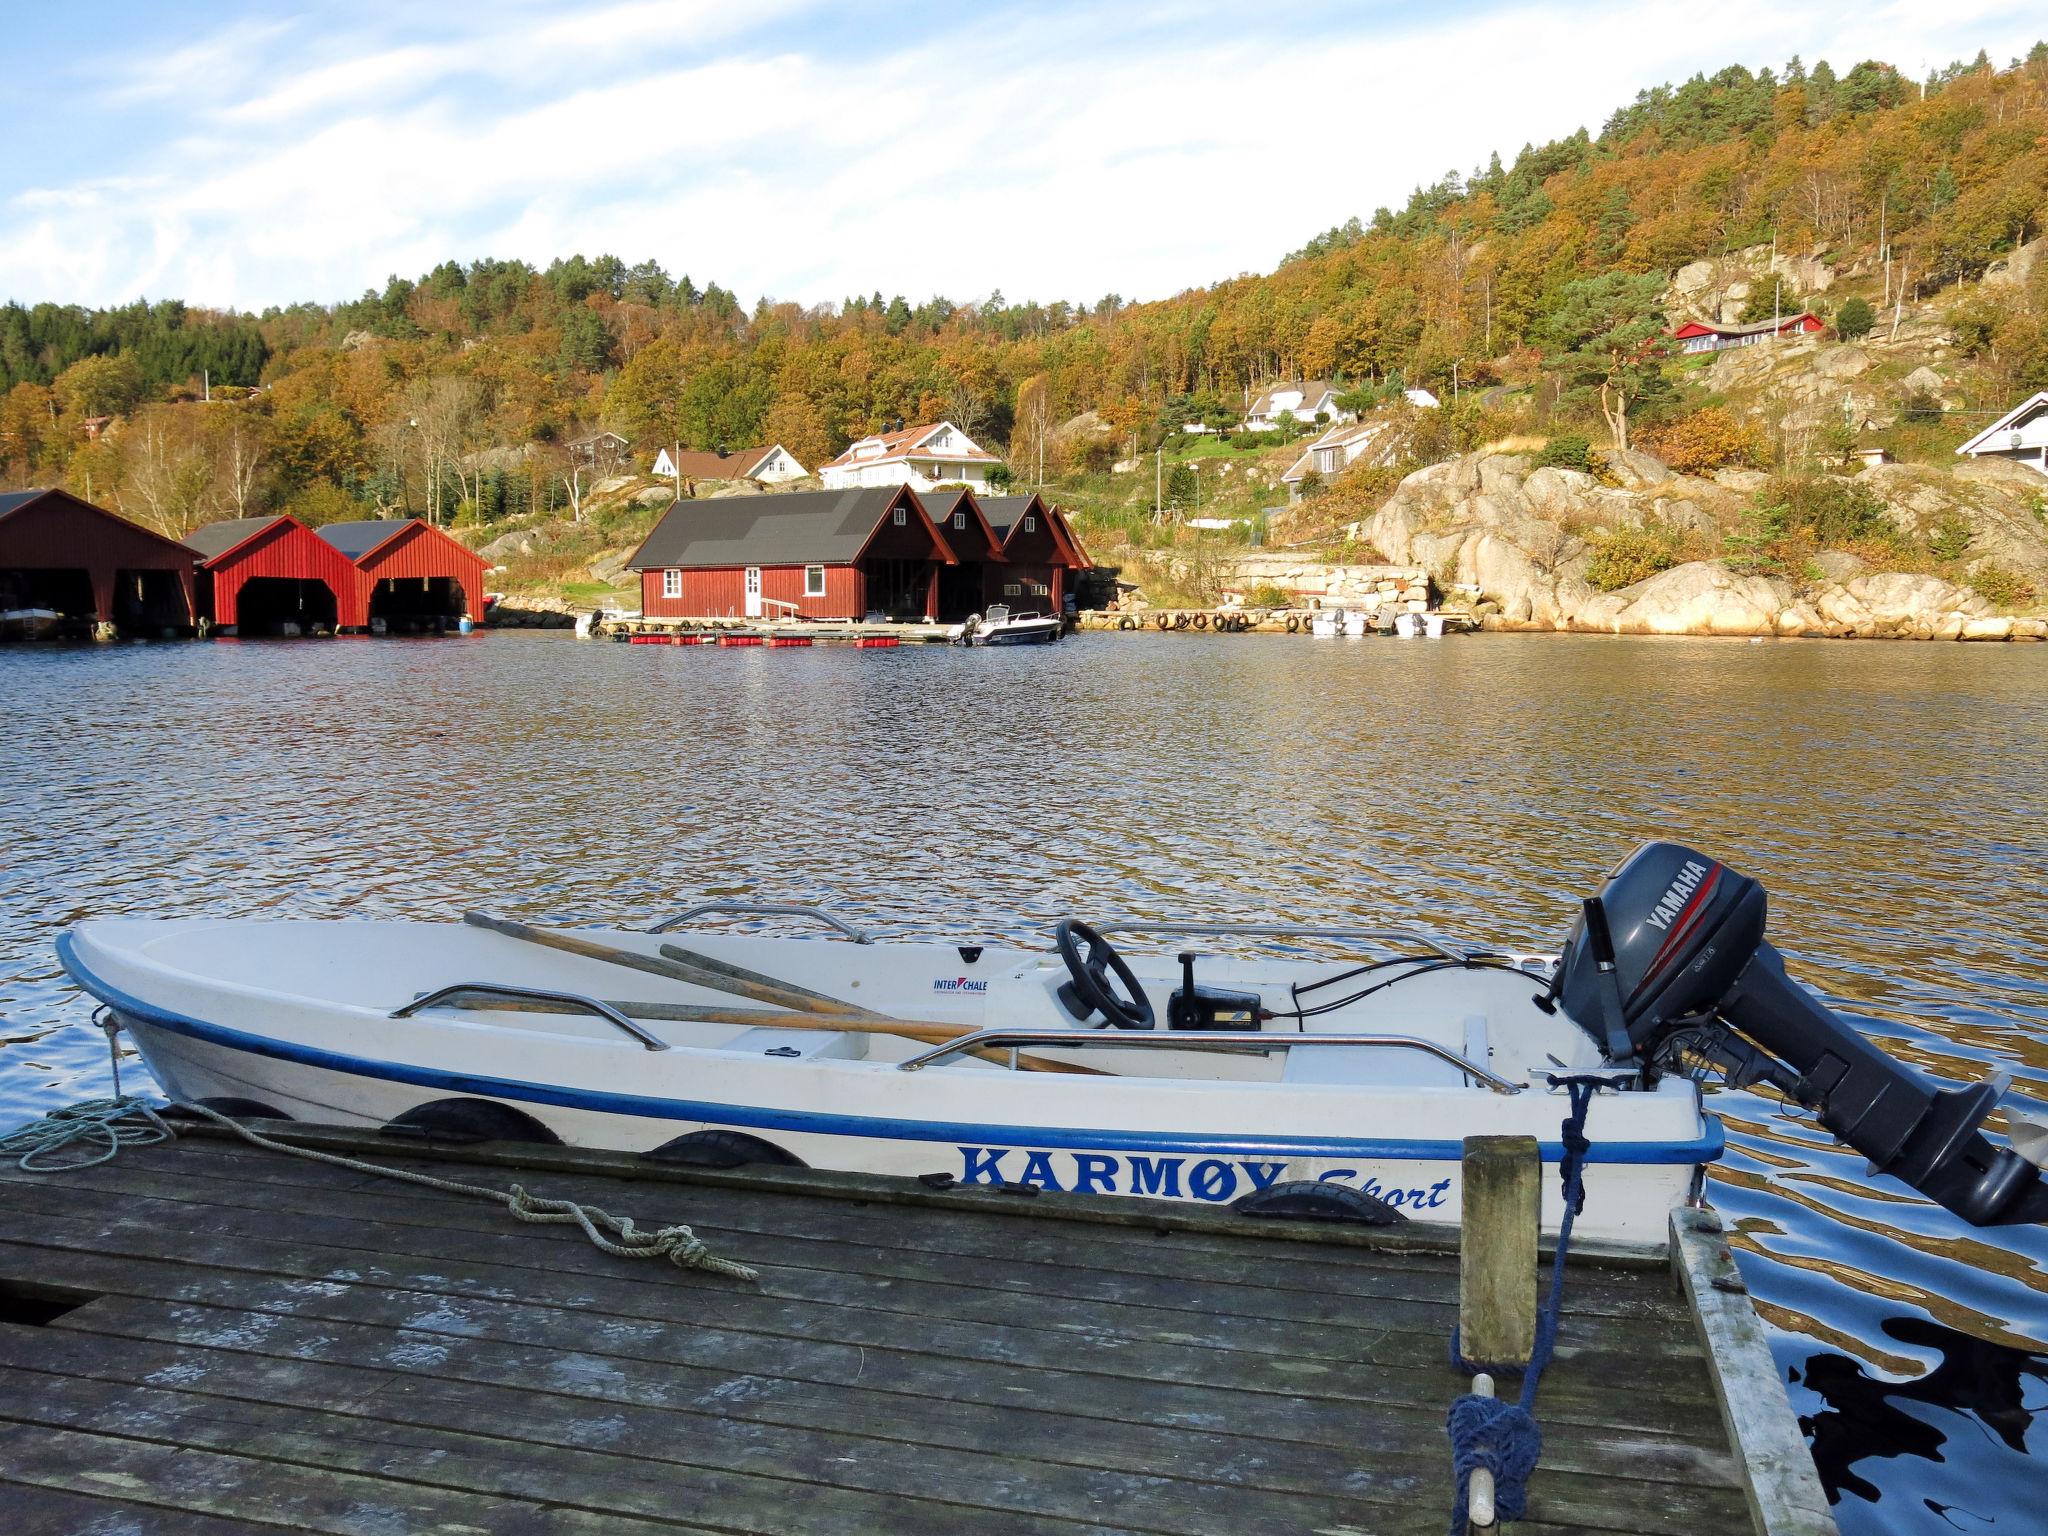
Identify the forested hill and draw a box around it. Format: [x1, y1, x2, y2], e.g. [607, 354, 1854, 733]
[2, 46, 2044, 533]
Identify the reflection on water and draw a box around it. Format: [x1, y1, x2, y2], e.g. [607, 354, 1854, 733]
[2, 629, 2044, 1529]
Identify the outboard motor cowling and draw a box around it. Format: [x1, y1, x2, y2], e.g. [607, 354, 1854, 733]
[1555, 841, 2048, 1228]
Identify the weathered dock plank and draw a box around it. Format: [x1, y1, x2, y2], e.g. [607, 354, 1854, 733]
[0, 1123, 1793, 1535]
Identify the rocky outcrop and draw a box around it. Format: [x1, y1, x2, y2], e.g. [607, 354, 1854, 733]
[1355, 448, 2048, 641]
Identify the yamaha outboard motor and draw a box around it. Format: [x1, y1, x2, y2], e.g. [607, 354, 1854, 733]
[1554, 841, 2048, 1227]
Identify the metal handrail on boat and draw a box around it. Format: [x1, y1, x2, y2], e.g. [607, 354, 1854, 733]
[396, 983, 670, 1052]
[895, 1028, 1523, 1093]
[1088, 920, 1471, 964]
[648, 901, 875, 944]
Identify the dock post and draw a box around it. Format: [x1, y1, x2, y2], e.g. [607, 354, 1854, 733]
[1460, 1134, 1541, 1367]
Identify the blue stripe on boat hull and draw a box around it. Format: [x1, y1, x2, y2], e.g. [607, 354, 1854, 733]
[57, 931, 1724, 1166]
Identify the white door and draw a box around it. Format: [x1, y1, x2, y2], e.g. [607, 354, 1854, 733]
[744, 566, 763, 617]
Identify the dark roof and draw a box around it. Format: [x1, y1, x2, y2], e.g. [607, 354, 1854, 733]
[626, 487, 914, 570]
[315, 519, 415, 560]
[183, 516, 288, 562]
[979, 495, 1039, 539]
[919, 488, 968, 521]
[0, 489, 54, 521]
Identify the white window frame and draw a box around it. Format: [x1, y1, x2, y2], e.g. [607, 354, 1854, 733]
[893, 506, 907, 525]
[1022, 515, 1036, 532]
[952, 512, 966, 529]
[1003, 582, 1022, 597]
[662, 568, 682, 599]
[803, 565, 827, 598]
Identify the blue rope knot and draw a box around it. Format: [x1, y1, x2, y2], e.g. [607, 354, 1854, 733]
[1443, 1077, 1598, 1531]
[1446, 1393, 1542, 1529]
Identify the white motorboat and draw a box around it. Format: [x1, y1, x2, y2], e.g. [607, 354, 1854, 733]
[1308, 608, 1348, 637]
[963, 605, 1061, 646]
[58, 842, 2048, 1246]
[1394, 611, 1450, 638]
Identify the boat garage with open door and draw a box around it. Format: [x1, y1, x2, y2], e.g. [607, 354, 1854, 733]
[317, 519, 490, 633]
[0, 488, 198, 639]
[184, 515, 367, 636]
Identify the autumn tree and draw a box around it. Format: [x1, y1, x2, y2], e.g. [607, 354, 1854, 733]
[54, 354, 145, 420]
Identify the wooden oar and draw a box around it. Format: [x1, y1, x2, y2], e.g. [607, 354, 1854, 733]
[431, 991, 1101, 1074]
[459, 913, 1102, 1075]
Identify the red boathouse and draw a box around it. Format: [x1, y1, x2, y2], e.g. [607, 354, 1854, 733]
[317, 519, 490, 628]
[918, 487, 1012, 620]
[981, 494, 1087, 614]
[627, 486, 959, 622]
[184, 515, 367, 634]
[0, 488, 198, 635]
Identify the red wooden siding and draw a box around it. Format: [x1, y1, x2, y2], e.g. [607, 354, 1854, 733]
[200, 519, 366, 629]
[0, 489, 197, 623]
[352, 522, 490, 620]
[642, 563, 863, 620]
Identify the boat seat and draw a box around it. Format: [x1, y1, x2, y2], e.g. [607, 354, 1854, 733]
[1282, 1013, 1489, 1088]
[724, 1026, 867, 1062]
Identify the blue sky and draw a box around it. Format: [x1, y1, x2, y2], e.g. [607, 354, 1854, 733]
[4, 1, 2042, 314]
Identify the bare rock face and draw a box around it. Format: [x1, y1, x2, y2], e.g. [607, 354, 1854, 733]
[1902, 365, 1946, 396]
[1981, 237, 2043, 290]
[1362, 446, 2045, 640]
[1811, 345, 1870, 379]
[1602, 449, 1674, 490]
[1581, 562, 1791, 636]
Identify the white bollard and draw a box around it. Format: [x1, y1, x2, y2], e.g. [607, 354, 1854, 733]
[1469, 1372, 1497, 1531]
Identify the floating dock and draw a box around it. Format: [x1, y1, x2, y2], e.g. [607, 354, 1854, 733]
[0, 1122, 1833, 1535]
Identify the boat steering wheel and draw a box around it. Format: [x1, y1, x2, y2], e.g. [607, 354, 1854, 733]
[1054, 919, 1155, 1030]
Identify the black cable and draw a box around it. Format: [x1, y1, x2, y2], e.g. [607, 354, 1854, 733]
[1276, 956, 1543, 1024]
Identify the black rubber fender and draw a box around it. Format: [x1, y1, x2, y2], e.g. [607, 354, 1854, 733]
[1285, 614, 1300, 633]
[1192, 612, 1208, 630]
[382, 1098, 563, 1146]
[1154, 613, 1170, 629]
[1172, 613, 1190, 630]
[642, 1129, 808, 1169]
[1233, 1180, 1409, 1226]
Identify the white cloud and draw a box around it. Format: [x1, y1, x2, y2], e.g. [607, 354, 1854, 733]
[2, 1, 2040, 311]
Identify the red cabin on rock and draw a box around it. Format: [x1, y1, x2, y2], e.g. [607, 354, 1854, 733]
[1670, 312, 1824, 353]
[317, 519, 491, 628]
[184, 515, 367, 635]
[626, 486, 959, 622]
[0, 488, 198, 635]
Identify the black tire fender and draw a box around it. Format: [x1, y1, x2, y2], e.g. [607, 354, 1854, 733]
[1234, 1180, 1409, 1226]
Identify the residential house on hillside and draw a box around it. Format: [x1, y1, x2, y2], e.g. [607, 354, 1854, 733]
[651, 444, 807, 485]
[566, 431, 631, 471]
[817, 422, 1001, 492]
[1955, 392, 2048, 477]
[625, 486, 961, 622]
[1281, 419, 1391, 500]
[1242, 381, 1352, 433]
[1670, 313, 1824, 353]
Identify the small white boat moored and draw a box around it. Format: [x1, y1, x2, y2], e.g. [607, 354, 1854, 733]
[58, 842, 2048, 1247]
[962, 604, 1062, 645]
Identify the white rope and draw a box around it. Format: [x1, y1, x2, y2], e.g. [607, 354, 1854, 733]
[4, 1072, 757, 1284]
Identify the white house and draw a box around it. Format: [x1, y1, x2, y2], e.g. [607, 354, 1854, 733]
[1242, 381, 1353, 433]
[1956, 392, 2048, 478]
[817, 421, 1001, 491]
[651, 444, 808, 484]
[1281, 419, 1390, 500]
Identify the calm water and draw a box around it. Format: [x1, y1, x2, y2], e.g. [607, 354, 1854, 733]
[3, 630, 2044, 1525]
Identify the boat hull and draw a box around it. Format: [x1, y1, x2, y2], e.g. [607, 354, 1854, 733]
[60, 920, 1716, 1248]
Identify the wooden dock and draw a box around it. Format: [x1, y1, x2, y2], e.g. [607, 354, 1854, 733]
[0, 1122, 1834, 1535]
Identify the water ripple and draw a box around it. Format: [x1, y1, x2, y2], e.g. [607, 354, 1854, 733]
[2, 629, 2044, 1530]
